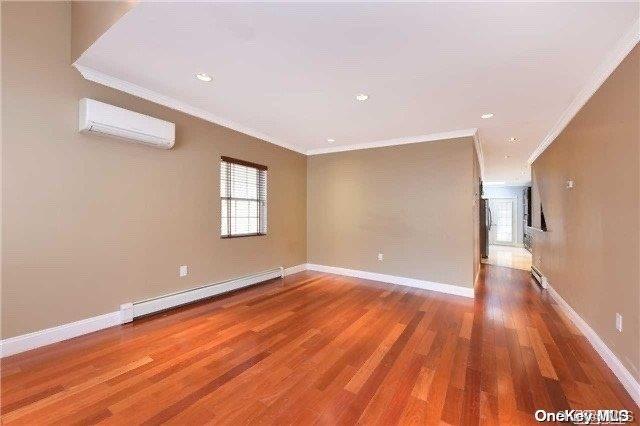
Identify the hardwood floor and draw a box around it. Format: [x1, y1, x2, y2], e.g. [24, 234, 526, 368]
[1, 265, 637, 424]
[484, 245, 532, 271]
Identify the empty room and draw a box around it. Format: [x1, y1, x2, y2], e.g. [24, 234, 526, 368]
[1, 1, 638, 424]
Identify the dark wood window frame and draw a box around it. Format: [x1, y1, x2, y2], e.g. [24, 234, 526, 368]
[220, 156, 268, 239]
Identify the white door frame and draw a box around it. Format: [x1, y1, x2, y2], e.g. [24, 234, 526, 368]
[488, 197, 517, 246]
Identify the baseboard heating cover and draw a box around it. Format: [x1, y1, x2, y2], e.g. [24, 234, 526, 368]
[530, 265, 548, 289]
[122, 267, 284, 321]
[1, 266, 297, 357]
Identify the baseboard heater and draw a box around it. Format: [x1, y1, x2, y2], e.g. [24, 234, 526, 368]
[120, 267, 284, 322]
[531, 265, 548, 289]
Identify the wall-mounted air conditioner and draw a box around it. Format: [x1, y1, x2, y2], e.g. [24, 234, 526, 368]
[79, 98, 175, 149]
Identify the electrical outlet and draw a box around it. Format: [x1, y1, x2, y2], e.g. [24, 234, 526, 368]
[377, 253, 384, 261]
[179, 265, 188, 277]
[120, 303, 134, 324]
[616, 313, 623, 332]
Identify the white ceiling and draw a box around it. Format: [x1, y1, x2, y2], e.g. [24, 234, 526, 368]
[75, 2, 639, 184]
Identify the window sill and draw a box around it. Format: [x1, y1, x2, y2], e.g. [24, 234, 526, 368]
[221, 233, 267, 239]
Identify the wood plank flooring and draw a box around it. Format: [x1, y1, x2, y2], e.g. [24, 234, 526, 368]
[1, 265, 637, 424]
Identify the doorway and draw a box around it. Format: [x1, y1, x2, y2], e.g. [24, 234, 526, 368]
[488, 198, 516, 246]
[484, 197, 532, 270]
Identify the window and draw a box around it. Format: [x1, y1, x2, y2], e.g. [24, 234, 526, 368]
[220, 156, 267, 238]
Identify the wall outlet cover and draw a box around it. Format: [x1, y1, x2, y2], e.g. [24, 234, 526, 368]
[179, 265, 188, 277]
[616, 313, 623, 332]
[377, 253, 384, 261]
[120, 303, 134, 323]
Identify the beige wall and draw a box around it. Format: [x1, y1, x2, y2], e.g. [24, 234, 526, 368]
[307, 138, 478, 289]
[531, 45, 639, 379]
[472, 145, 481, 282]
[1, 2, 307, 338]
[71, 1, 137, 62]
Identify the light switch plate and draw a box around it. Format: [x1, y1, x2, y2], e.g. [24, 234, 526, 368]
[179, 265, 188, 277]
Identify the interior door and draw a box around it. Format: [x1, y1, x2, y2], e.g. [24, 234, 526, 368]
[488, 198, 516, 246]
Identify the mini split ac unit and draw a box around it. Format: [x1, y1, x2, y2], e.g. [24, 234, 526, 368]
[79, 98, 175, 149]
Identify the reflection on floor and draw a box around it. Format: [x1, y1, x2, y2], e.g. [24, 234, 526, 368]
[483, 244, 532, 271]
[3, 267, 638, 423]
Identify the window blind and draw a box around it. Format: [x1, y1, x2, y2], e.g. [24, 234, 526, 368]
[220, 156, 267, 238]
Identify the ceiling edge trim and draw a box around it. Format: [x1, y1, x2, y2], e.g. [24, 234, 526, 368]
[73, 64, 484, 168]
[306, 127, 478, 154]
[527, 18, 640, 165]
[472, 130, 485, 180]
[73, 64, 307, 155]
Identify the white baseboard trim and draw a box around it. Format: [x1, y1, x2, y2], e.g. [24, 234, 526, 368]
[306, 264, 474, 298]
[1, 266, 291, 358]
[546, 284, 640, 406]
[0, 311, 122, 358]
[130, 267, 284, 319]
[283, 264, 307, 276]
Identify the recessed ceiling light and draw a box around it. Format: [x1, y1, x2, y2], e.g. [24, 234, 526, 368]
[481, 113, 494, 119]
[355, 93, 369, 102]
[326, 138, 335, 143]
[509, 137, 518, 143]
[196, 73, 212, 82]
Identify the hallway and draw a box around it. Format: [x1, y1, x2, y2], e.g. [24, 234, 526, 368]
[470, 266, 637, 422]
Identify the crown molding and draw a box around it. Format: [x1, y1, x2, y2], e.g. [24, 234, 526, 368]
[305, 128, 478, 155]
[307, 128, 484, 179]
[472, 130, 485, 179]
[73, 64, 307, 155]
[74, 64, 485, 173]
[527, 19, 640, 165]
